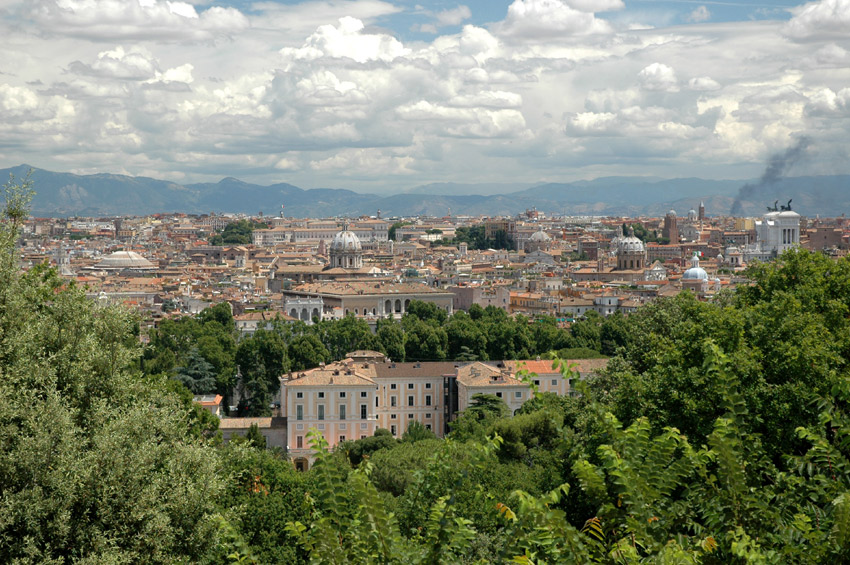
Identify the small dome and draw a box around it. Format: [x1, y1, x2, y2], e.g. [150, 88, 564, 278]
[330, 226, 361, 252]
[93, 250, 155, 270]
[667, 209, 677, 216]
[688, 208, 696, 215]
[529, 229, 551, 242]
[682, 252, 708, 280]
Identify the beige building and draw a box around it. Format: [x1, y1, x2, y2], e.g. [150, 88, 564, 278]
[280, 357, 609, 469]
[283, 280, 454, 321]
[282, 363, 381, 471]
[456, 362, 528, 415]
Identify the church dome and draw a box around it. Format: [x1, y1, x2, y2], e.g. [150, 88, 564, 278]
[330, 226, 361, 252]
[682, 252, 708, 280]
[529, 229, 551, 242]
[667, 209, 677, 216]
[93, 250, 155, 270]
[618, 231, 645, 254]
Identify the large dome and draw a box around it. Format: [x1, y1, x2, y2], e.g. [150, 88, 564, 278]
[529, 229, 551, 242]
[93, 250, 155, 270]
[618, 234, 645, 254]
[682, 253, 708, 280]
[330, 227, 362, 252]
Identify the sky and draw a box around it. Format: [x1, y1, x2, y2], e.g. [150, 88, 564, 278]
[1, 0, 849, 193]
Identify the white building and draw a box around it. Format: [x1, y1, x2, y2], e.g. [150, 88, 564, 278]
[742, 208, 801, 263]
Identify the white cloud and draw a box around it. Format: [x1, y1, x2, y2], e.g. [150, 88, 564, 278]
[498, 0, 614, 40]
[638, 63, 679, 92]
[281, 17, 409, 63]
[436, 5, 472, 27]
[2, 0, 850, 189]
[688, 76, 721, 91]
[784, 0, 850, 41]
[68, 46, 158, 80]
[29, 0, 249, 41]
[687, 6, 710, 23]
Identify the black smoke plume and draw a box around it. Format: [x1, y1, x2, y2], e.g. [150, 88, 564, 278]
[730, 136, 811, 216]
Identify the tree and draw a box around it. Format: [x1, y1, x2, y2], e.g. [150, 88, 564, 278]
[287, 333, 330, 372]
[403, 318, 448, 361]
[404, 300, 449, 326]
[402, 420, 437, 443]
[209, 219, 267, 245]
[174, 347, 217, 394]
[236, 329, 289, 416]
[376, 317, 406, 362]
[0, 175, 222, 563]
[244, 423, 267, 449]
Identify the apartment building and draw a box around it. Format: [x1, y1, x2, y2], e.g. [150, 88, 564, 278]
[280, 357, 608, 469]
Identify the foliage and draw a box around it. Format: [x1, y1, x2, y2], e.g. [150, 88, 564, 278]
[209, 219, 268, 245]
[0, 175, 223, 563]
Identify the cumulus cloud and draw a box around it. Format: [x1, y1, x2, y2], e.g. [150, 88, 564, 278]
[68, 46, 158, 80]
[784, 0, 850, 41]
[29, 0, 249, 41]
[2, 0, 850, 189]
[688, 76, 721, 91]
[638, 63, 679, 92]
[281, 17, 409, 63]
[498, 0, 614, 40]
[687, 6, 710, 23]
[437, 5, 472, 27]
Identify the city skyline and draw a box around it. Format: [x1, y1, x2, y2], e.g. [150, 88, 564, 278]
[1, 0, 849, 192]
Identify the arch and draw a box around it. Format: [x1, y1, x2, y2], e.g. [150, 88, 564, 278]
[404, 299, 410, 311]
[290, 308, 297, 318]
[394, 299, 401, 313]
[312, 307, 320, 320]
[300, 308, 309, 322]
[385, 300, 392, 314]
[372, 308, 377, 315]
[293, 458, 309, 472]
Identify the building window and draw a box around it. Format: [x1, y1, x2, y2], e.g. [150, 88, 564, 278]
[296, 436, 303, 449]
[408, 413, 414, 419]
[340, 423, 346, 430]
[296, 392, 303, 398]
[339, 391, 346, 398]
[391, 396, 397, 407]
[360, 404, 367, 419]
[391, 383, 397, 390]
[408, 395, 414, 407]
[339, 405, 346, 420]
[425, 382, 431, 389]
[318, 405, 325, 420]
[296, 423, 303, 430]
[361, 391, 367, 397]
[425, 424, 432, 430]
[296, 405, 303, 421]
[425, 413, 431, 419]
[391, 414, 397, 419]
[515, 392, 522, 398]
[361, 435, 366, 439]
[408, 383, 414, 389]
[318, 392, 325, 399]
[339, 435, 345, 442]
[533, 380, 540, 386]
[391, 425, 397, 436]
[551, 379, 558, 386]
[360, 422, 368, 429]
[496, 392, 502, 398]
[425, 395, 432, 406]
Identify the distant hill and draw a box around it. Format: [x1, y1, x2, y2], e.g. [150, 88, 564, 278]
[4, 164, 848, 218]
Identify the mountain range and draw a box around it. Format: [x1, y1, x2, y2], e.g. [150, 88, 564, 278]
[4, 164, 848, 218]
